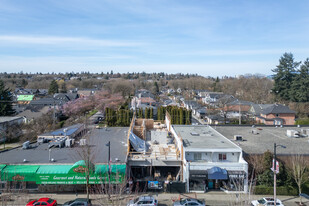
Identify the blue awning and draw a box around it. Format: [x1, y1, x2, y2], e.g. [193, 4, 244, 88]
[207, 167, 228, 180]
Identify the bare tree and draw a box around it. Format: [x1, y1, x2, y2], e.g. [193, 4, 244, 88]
[287, 153, 308, 205]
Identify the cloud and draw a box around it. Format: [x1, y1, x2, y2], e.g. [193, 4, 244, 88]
[0, 35, 144, 47]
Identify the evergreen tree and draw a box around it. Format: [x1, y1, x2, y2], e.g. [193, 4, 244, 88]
[272, 53, 301, 101]
[0, 80, 15, 116]
[157, 107, 161, 120]
[149, 108, 153, 119]
[145, 107, 149, 119]
[179, 108, 184, 124]
[48, 80, 59, 94]
[290, 58, 309, 102]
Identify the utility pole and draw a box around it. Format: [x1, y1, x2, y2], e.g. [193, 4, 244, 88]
[274, 143, 277, 206]
[273, 143, 286, 206]
[238, 101, 241, 125]
[106, 141, 111, 199]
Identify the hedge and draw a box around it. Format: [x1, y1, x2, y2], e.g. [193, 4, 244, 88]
[254, 185, 298, 196]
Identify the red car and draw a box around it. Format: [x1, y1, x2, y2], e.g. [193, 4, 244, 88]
[26, 197, 57, 206]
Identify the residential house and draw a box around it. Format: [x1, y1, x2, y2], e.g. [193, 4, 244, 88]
[202, 92, 235, 107]
[196, 108, 207, 119]
[249, 104, 295, 125]
[131, 89, 157, 110]
[224, 100, 254, 119]
[77, 88, 97, 97]
[205, 115, 229, 125]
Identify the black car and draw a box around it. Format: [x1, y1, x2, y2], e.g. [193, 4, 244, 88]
[63, 198, 92, 206]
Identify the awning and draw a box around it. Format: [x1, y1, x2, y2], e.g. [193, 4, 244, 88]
[0, 164, 7, 172]
[207, 167, 228, 180]
[95, 164, 126, 175]
[36, 165, 72, 174]
[1, 165, 40, 182]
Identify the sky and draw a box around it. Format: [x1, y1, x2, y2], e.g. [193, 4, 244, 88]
[0, 0, 309, 77]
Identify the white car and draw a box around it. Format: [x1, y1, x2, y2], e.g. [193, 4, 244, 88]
[251, 197, 284, 206]
[173, 198, 205, 206]
[127, 196, 158, 206]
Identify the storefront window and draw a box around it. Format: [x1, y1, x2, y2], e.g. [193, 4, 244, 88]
[194, 153, 202, 161]
[219, 153, 226, 161]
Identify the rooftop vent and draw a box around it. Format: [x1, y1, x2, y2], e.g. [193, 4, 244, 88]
[234, 135, 243, 141]
[190, 132, 200, 136]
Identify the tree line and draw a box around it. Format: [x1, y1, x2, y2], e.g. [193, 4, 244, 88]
[157, 106, 192, 125]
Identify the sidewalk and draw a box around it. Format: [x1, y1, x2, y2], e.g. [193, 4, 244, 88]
[2, 191, 306, 206]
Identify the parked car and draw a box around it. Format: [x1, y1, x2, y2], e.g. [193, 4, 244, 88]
[127, 196, 158, 206]
[63, 198, 92, 206]
[26, 197, 57, 206]
[251, 197, 284, 206]
[173, 198, 205, 206]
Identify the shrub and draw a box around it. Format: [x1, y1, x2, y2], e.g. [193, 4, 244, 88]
[254, 185, 298, 196]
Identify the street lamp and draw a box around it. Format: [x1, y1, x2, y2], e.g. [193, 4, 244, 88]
[49, 149, 51, 161]
[273, 143, 286, 206]
[105, 141, 111, 199]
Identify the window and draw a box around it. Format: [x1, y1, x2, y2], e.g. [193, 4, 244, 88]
[219, 153, 227, 161]
[194, 153, 202, 161]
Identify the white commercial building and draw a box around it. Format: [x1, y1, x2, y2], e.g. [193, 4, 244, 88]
[171, 125, 248, 193]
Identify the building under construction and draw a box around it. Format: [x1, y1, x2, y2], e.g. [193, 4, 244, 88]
[126, 113, 184, 192]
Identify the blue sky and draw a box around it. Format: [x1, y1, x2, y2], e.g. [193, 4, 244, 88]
[0, 0, 309, 77]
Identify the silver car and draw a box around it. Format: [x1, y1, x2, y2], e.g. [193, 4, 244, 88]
[127, 196, 158, 206]
[63, 198, 92, 206]
[173, 198, 205, 206]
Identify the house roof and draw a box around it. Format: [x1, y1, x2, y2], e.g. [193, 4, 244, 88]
[260, 104, 295, 114]
[227, 100, 254, 106]
[0, 116, 24, 124]
[17, 106, 50, 120]
[250, 104, 275, 115]
[17, 95, 35, 101]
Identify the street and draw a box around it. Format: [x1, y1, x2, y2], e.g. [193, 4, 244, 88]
[2, 191, 307, 206]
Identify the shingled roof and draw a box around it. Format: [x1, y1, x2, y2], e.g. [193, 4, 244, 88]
[260, 104, 295, 114]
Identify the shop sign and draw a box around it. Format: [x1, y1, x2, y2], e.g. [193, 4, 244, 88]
[36, 173, 123, 185]
[190, 174, 207, 178]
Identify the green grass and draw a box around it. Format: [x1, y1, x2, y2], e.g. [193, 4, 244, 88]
[87, 109, 98, 117]
[0, 147, 13, 151]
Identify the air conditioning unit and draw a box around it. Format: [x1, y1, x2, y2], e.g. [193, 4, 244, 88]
[287, 130, 299, 138]
[234, 135, 243, 141]
[79, 138, 87, 146]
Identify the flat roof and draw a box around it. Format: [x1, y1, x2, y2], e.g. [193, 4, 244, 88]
[39, 124, 83, 137]
[172, 125, 240, 151]
[0, 127, 128, 164]
[214, 126, 309, 155]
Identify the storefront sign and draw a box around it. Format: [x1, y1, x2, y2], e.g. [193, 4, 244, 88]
[36, 173, 122, 185]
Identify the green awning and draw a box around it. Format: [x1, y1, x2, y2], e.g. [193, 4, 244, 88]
[36, 165, 72, 174]
[1, 165, 40, 182]
[95, 164, 126, 175]
[0, 164, 7, 172]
